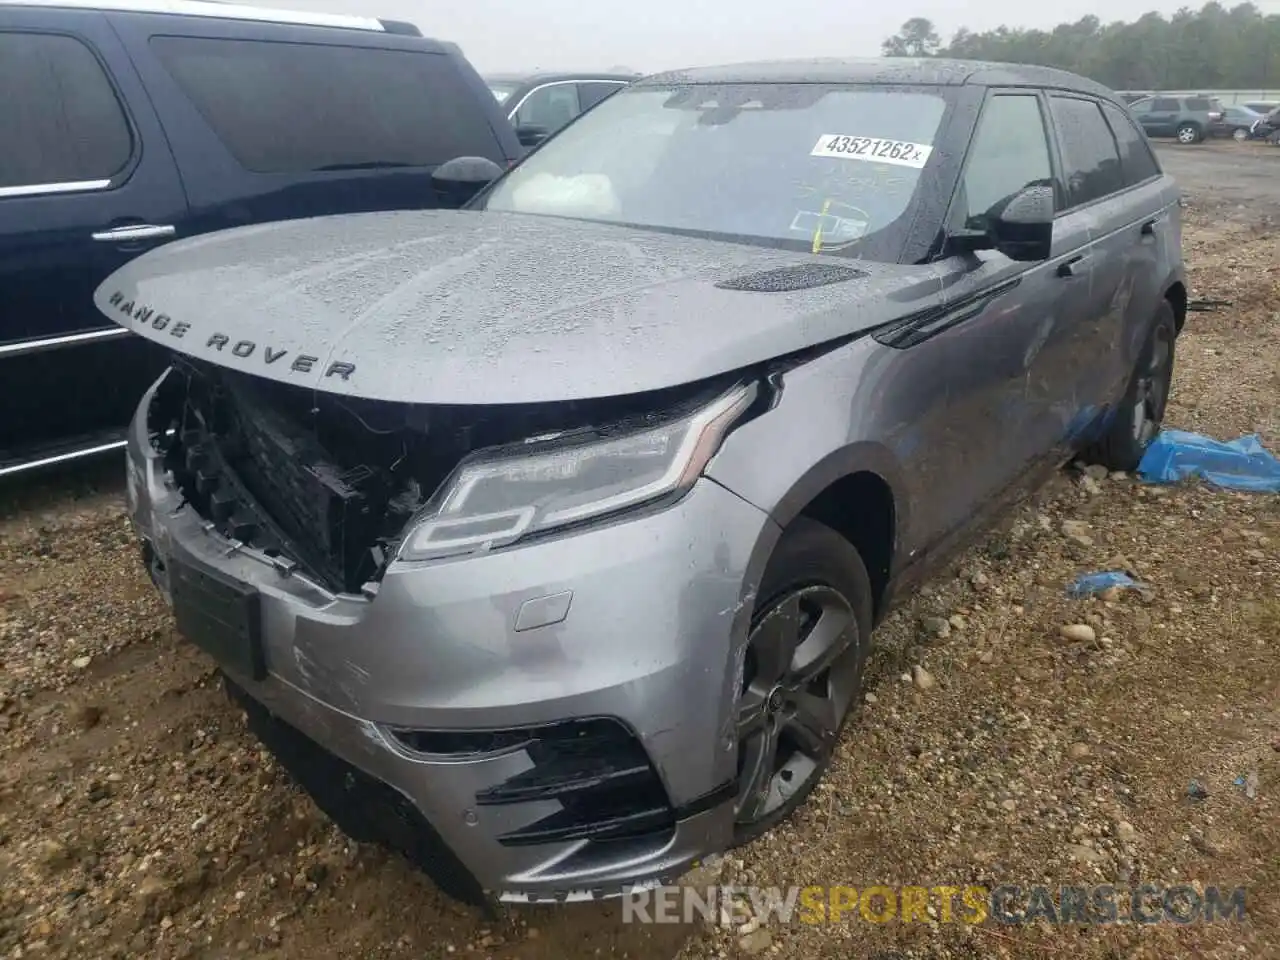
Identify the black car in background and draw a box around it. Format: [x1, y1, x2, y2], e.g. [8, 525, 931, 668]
[0, 0, 520, 477]
[1219, 104, 1266, 140]
[1252, 105, 1280, 142]
[484, 71, 640, 146]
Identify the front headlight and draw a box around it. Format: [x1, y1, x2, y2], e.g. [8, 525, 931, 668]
[399, 382, 758, 562]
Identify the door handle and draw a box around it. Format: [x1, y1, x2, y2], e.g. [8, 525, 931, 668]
[1056, 254, 1089, 278]
[1140, 218, 1158, 236]
[91, 224, 176, 243]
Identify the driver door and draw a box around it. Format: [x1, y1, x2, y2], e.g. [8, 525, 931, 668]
[920, 90, 1095, 540]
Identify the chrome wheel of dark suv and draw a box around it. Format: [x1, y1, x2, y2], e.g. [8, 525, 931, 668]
[732, 519, 871, 842]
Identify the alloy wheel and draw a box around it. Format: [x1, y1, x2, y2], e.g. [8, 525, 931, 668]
[734, 585, 859, 825]
[1177, 126, 1198, 143]
[1233, 128, 1248, 141]
[1131, 325, 1173, 445]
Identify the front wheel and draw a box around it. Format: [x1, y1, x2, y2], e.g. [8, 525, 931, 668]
[1176, 123, 1202, 144]
[1082, 300, 1177, 472]
[730, 517, 872, 845]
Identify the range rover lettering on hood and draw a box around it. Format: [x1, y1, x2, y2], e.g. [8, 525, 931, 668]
[92, 209, 945, 405]
[104, 290, 356, 381]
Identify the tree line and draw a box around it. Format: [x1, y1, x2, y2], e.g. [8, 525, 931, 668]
[881, 4, 1280, 90]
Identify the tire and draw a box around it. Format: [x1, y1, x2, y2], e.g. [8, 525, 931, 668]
[1082, 300, 1177, 472]
[1176, 123, 1202, 144]
[730, 517, 872, 845]
[1233, 127, 1248, 141]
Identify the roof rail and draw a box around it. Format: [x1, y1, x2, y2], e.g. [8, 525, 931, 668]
[0, 0, 388, 31]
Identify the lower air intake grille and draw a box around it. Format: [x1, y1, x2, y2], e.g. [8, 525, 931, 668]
[393, 718, 676, 848]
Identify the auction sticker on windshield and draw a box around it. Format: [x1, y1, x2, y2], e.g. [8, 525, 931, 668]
[810, 135, 933, 169]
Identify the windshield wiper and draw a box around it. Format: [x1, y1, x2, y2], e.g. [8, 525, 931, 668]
[311, 161, 417, 172]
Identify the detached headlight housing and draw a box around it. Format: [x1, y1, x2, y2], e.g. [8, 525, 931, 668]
[399, 382, 758, 562]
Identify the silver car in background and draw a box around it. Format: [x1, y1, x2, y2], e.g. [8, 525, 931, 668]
[105, 58, 1184, 905]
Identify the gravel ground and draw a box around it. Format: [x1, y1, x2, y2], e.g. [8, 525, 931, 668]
[1, 142, 1278, 960]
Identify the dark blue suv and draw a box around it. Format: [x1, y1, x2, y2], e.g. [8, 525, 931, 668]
[0, 0, 521, 476]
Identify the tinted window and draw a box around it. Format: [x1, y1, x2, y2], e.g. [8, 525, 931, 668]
[481, 84, 950, 262]
[1049, 97, 1125, 207]
[0, 32, 132, 189]
[1101, 101, 1160, 186]
[513, 83, 581, 133]
[151, 37, 502, 173]
[579, 81, 627, 109]
[1185, 97, 1212, 111]
[960, 94, 1053, 229]
[1128, 98, 1152, 114]
[1152, 97, 1180, 112]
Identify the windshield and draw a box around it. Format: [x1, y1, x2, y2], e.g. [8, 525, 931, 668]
[478, 83, 949, 260]
[488, 82, 520, 104]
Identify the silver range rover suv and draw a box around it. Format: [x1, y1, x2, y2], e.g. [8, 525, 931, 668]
[104, 58, 1185, 905]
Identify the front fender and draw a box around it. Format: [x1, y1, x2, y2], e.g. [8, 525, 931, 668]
[706, 338, 912, 570]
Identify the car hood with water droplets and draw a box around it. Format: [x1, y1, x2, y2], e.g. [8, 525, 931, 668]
[95, 209, 942, 404]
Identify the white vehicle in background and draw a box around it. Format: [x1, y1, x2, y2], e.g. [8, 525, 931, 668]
[484, 70, 640, 146]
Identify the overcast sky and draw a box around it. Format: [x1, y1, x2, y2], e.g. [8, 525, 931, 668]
[271, 0, 1280, 74]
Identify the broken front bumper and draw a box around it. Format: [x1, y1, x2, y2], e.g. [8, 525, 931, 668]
[125, 376, 776, 901]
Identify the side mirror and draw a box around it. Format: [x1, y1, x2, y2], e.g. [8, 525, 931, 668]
[515, 124, 550, 147]
[989, 184, 1054, 261]
[946, 184, 1055, 262]
[431, 156, 504, 208]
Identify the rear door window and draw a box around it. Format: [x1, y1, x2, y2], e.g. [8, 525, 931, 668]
[1049, 96, 1125, 207]
[1100, 101, 1160, 186]
[150, 36, 502, 173]
[1151, 97, 1180, 112]
[1185, 97, 1212, 111]
[0, 31, 132, 190]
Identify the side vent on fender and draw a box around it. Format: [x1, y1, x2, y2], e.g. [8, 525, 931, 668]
[873, 277, 1023, 349]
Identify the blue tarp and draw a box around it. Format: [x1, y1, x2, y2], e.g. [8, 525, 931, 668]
[1067, 571, 1147, 599]
[1138, 430, 1280, 493]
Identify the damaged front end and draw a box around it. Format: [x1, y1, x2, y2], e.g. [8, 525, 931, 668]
[145, 359, 760, 595]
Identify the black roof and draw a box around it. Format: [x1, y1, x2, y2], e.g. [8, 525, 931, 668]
[484, 71, 640, 85]
[641, 57, 1115, 98]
